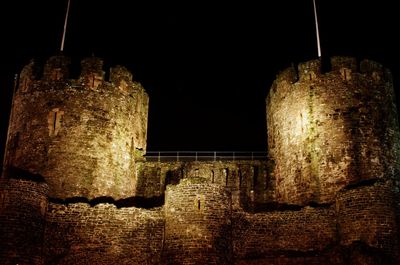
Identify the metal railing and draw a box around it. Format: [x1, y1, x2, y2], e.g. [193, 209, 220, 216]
[144, 151, 268, 162]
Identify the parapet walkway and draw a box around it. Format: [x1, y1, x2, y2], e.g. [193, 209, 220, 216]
[144, 151, 268, 162]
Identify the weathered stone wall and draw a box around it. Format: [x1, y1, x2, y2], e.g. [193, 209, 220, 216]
[44, 202, 163, 265]
[267, 56, 400, 205]
[233, 206, 338, 264]
[0, 170, 399, 264]
[2, 55, 149, 199]
[0, 178, 49, 265]
[162, 178, 232, 265]
[233, 180, 400, 264]
[337, 180, 400, 263]
[136, 160, 274, 210]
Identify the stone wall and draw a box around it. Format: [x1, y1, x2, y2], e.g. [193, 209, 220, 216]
[233, 206, 338, 264]
[0, 178, 49, 265]
[136, 160, 274, 210]
[267, 56, 400, 205]
[233, 180, 400, 265]
[0, 170, 399, 264]
[2, 55, 149, 199]
[162, 178, 232, 265]
[336, 180, 400, 263]
[44, 202, 163, 265]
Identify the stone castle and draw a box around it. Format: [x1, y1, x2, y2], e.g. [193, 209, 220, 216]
[0, 55, 399, 265]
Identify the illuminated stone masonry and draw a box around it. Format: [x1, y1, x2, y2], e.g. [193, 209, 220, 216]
[2, 56, 149, 199]
[0, 56, 399, 265]
[267, 57, 400, 206]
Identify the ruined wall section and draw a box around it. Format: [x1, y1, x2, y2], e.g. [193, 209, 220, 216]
[136, 160, 274, 210]
[233, 180, 400, 264]
[44, 202, 163, 265]
[233, 206, 338, 265]
[162, 178, 232, 265]
[0, 179, 49, 265]
[267, 56, 400, 205]
[2, 55, 149, 199]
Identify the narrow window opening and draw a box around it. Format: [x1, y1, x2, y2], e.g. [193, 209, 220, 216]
[195, 195, 204, 211]
[211, 170, 214, 183]
[224, 168, 229, 186]
[340, 68, 352, 81]
[300, 113, 304, 133]
[130, 137, 134, 156]
[53, 112, 57, 132]
[48, 108, 64, 136]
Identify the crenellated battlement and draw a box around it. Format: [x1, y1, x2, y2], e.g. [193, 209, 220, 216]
[42, 55, 71, 81]
[17, 55, 145, 95]
[267, 56, 400, 206]
[330, 56, 358, 72]
[4, 54, 150, 200]
[298, 58, 321, 81]
[273, 56, 392, 87]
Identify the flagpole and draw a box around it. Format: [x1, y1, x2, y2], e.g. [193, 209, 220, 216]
[60, 0, 71, 52]
[313, 0, 321, 57]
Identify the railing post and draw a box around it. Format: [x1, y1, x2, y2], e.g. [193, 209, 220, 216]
[158, 151, 160, 162]
[251, 152, 254, 161]
[214, 151, 216, 162]
[177, 151, 179, 162]
[195, 152, 198, 162]
[233, 152, 235, 161]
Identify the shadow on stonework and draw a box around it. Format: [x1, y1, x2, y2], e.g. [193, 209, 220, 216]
[116, 195, 164, 208]
[165, 170, 181, 186]
[214, 223, 233, 265]
[90, 196, 116, 205]
[342, 241, 396, 265]
[49, 195, 165, 209]
[249, 202, 303, 212]
[5, 166, 46, 182]
[342, 178, 379, 190]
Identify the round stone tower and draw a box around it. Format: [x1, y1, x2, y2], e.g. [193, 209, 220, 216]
[2, 55, 149, 199]
[266, 56, 400, 205]
[163, 177, 232, 265]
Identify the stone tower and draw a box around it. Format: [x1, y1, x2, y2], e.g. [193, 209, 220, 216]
[266, 56, 400, 205]
[2, 55, 149, 199]
[162, 177, 232, 265]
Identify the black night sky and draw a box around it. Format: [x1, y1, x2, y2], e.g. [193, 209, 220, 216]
[0, 0, 399, 165]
